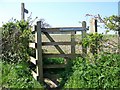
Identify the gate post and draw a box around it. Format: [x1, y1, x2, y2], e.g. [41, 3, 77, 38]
[36, 21, 43, 82]
[82, 21, 87, 56]
[71, 31, 75, 59]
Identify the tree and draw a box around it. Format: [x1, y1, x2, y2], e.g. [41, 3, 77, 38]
[103, 15, 120, 54]
[39, 18, 51, 28]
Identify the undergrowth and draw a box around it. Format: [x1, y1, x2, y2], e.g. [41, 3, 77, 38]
[1, 61, 43, 89]
[64, 53, 120, 88]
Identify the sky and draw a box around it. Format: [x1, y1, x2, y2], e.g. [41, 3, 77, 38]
[0, 0, 120, 34]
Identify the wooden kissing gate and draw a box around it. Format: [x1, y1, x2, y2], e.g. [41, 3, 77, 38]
[29, 21, 88, 83]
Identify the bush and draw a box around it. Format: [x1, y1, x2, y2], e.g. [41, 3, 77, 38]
[1, 20, 43, 89]
[64, 53, 120, 88]
[1, 20, 32, 64]
[1, 61, 43, 89]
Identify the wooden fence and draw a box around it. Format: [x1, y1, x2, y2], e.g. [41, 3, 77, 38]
[29, 21, 88, 83]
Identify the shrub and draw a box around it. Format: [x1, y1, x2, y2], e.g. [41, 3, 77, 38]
[64, 53, 120, 88]
[82, 33, 103, 55]
[1, 61, 43, 89]
[1, 20, 32, 64]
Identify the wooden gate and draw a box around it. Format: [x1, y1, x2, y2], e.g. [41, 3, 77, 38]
[29, 21, 88, 83]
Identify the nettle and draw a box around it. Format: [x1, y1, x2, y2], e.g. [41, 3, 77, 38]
[1, 20, 32, 63]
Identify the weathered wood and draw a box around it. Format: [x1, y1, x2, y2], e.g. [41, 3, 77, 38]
[30, 56, 37, 65]
[90, 18, 97, 33]
[42, 41, 82, 46]
[42, 42, 71, 46]
[29, 43, 37, 48]
[30, 20, 88, 83]
[90, 19, 98, 55]
[43, 64, 66, 69]
[31, 70, 38, 80]
[36, 21, 43, 82]
[82, 21, 87, 56]
[21, 3, 25, 20]
[43, 32, 65, 54]
[43, 53, 81, 58]
[71, 31, 75, 59]
[118, 30, 120, 54]
[41, 27, 86, 32]
[95, 19, 97, 32]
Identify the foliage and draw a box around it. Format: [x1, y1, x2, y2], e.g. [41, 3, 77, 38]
[43, 58, 64, 65]
[64, 53, 120, 88]
[82, 33, 103, 54]
[104, 15, 120, 54]
[1, 20, 32, 63]
[104, 15, 120, 31]
[1, 19, 43, 88]
[1, 61, 43, 89]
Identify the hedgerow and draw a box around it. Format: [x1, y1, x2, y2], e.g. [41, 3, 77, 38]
[64, 53, 120, 88]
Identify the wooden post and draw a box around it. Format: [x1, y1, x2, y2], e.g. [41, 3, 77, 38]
[90, 18, 97, 33]
[95, 19, 98, 54]
[21, 3, 25, 20]
[82, 21, 87, 56]
[36, 21, 43, 82]
[71, 31, 75, 59]
[95, 19, 97, 32]
[118, 2, 120, 54]
[118, 30, 120, 54]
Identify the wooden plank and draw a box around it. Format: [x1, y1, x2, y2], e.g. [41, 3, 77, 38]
[30, 56, 37, 65]
[43, 64, 66, 69]
[42, 41, 82, 46]
[43, 32, 65, 54]
[42, 42, 71, 45]
[29, 43, 37, 48]
[31, 70, 38, 80]
[41, 27, 87, 32]
[43, 53, 82, 58]
[36, 21, 43, 82]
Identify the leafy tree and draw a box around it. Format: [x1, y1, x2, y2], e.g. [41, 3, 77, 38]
[104, 15, 120, 54]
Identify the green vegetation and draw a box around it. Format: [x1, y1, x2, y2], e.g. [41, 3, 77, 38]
[1, 20, 43, 89]
[64, 53, 120, 88]
[104, 15, 120, 54]
[1, 15, 120, 89]
[43, 58, 65, 65]
[2, 20, 32, 63]
[1, 61, 43, 88]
